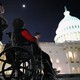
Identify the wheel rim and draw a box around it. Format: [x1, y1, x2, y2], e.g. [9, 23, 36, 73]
[0, 46, 35, 80]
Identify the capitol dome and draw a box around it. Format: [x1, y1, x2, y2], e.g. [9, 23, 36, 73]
[54, 7, 80, 43]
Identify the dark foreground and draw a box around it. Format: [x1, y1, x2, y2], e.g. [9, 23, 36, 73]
[57, 74, 80, 80]
[0, 74, 80, 80]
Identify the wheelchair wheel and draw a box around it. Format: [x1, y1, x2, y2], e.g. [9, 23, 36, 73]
[0, 46, 36, 80]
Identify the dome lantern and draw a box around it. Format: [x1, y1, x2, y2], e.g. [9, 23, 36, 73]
[64, 6, 70, 17]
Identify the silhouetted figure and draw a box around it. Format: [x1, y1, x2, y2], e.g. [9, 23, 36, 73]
[0, 2, 8, 41]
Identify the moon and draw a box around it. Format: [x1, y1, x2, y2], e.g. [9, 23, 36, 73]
[22, 4, 26, 8]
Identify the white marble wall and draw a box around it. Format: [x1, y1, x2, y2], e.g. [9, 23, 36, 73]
[40, 42, 80, 74]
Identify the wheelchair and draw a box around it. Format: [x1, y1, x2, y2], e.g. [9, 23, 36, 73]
[0, 33, 58, 80]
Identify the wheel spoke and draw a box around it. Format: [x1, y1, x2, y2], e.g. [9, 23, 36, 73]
[4, 66, 12, 72]
[0, 58, 5, 62]
[10, 70, 15, 78]
[20, 66, 33, 72]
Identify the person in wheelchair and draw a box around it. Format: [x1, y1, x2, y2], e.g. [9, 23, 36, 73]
[12, 18, 56, 79]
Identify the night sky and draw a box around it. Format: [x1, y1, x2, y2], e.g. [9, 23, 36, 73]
[1, 0, 80, 43]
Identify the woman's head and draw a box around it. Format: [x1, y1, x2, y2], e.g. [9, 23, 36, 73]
[0, 2, 4, 14]
[13, 18, 24, 30]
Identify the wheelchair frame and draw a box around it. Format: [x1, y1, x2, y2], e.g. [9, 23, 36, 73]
[0, 32, 58, 80]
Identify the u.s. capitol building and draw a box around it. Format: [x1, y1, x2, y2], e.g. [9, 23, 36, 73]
[40, 7, 80, 74]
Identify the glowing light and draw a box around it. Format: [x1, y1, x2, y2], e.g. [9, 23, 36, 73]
[56, 59, 59, 63]
[72, 67, 75, 70]
[68, 52, 73, 58]
[22, 4, 26, 8]
[57, 67, 61, 71]
[68, 51, 74, 62]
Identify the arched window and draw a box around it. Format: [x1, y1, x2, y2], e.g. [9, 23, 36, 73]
[72, 26, 74, 28]
[78, 25, 79, 28]
[69, 26, 71, 29]
[75, 25, 76, 28]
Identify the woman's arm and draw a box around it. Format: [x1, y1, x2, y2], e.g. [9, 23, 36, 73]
[21, 30, 37, 42]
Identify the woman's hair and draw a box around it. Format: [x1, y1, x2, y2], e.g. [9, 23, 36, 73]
[13, 18, 24, 30]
